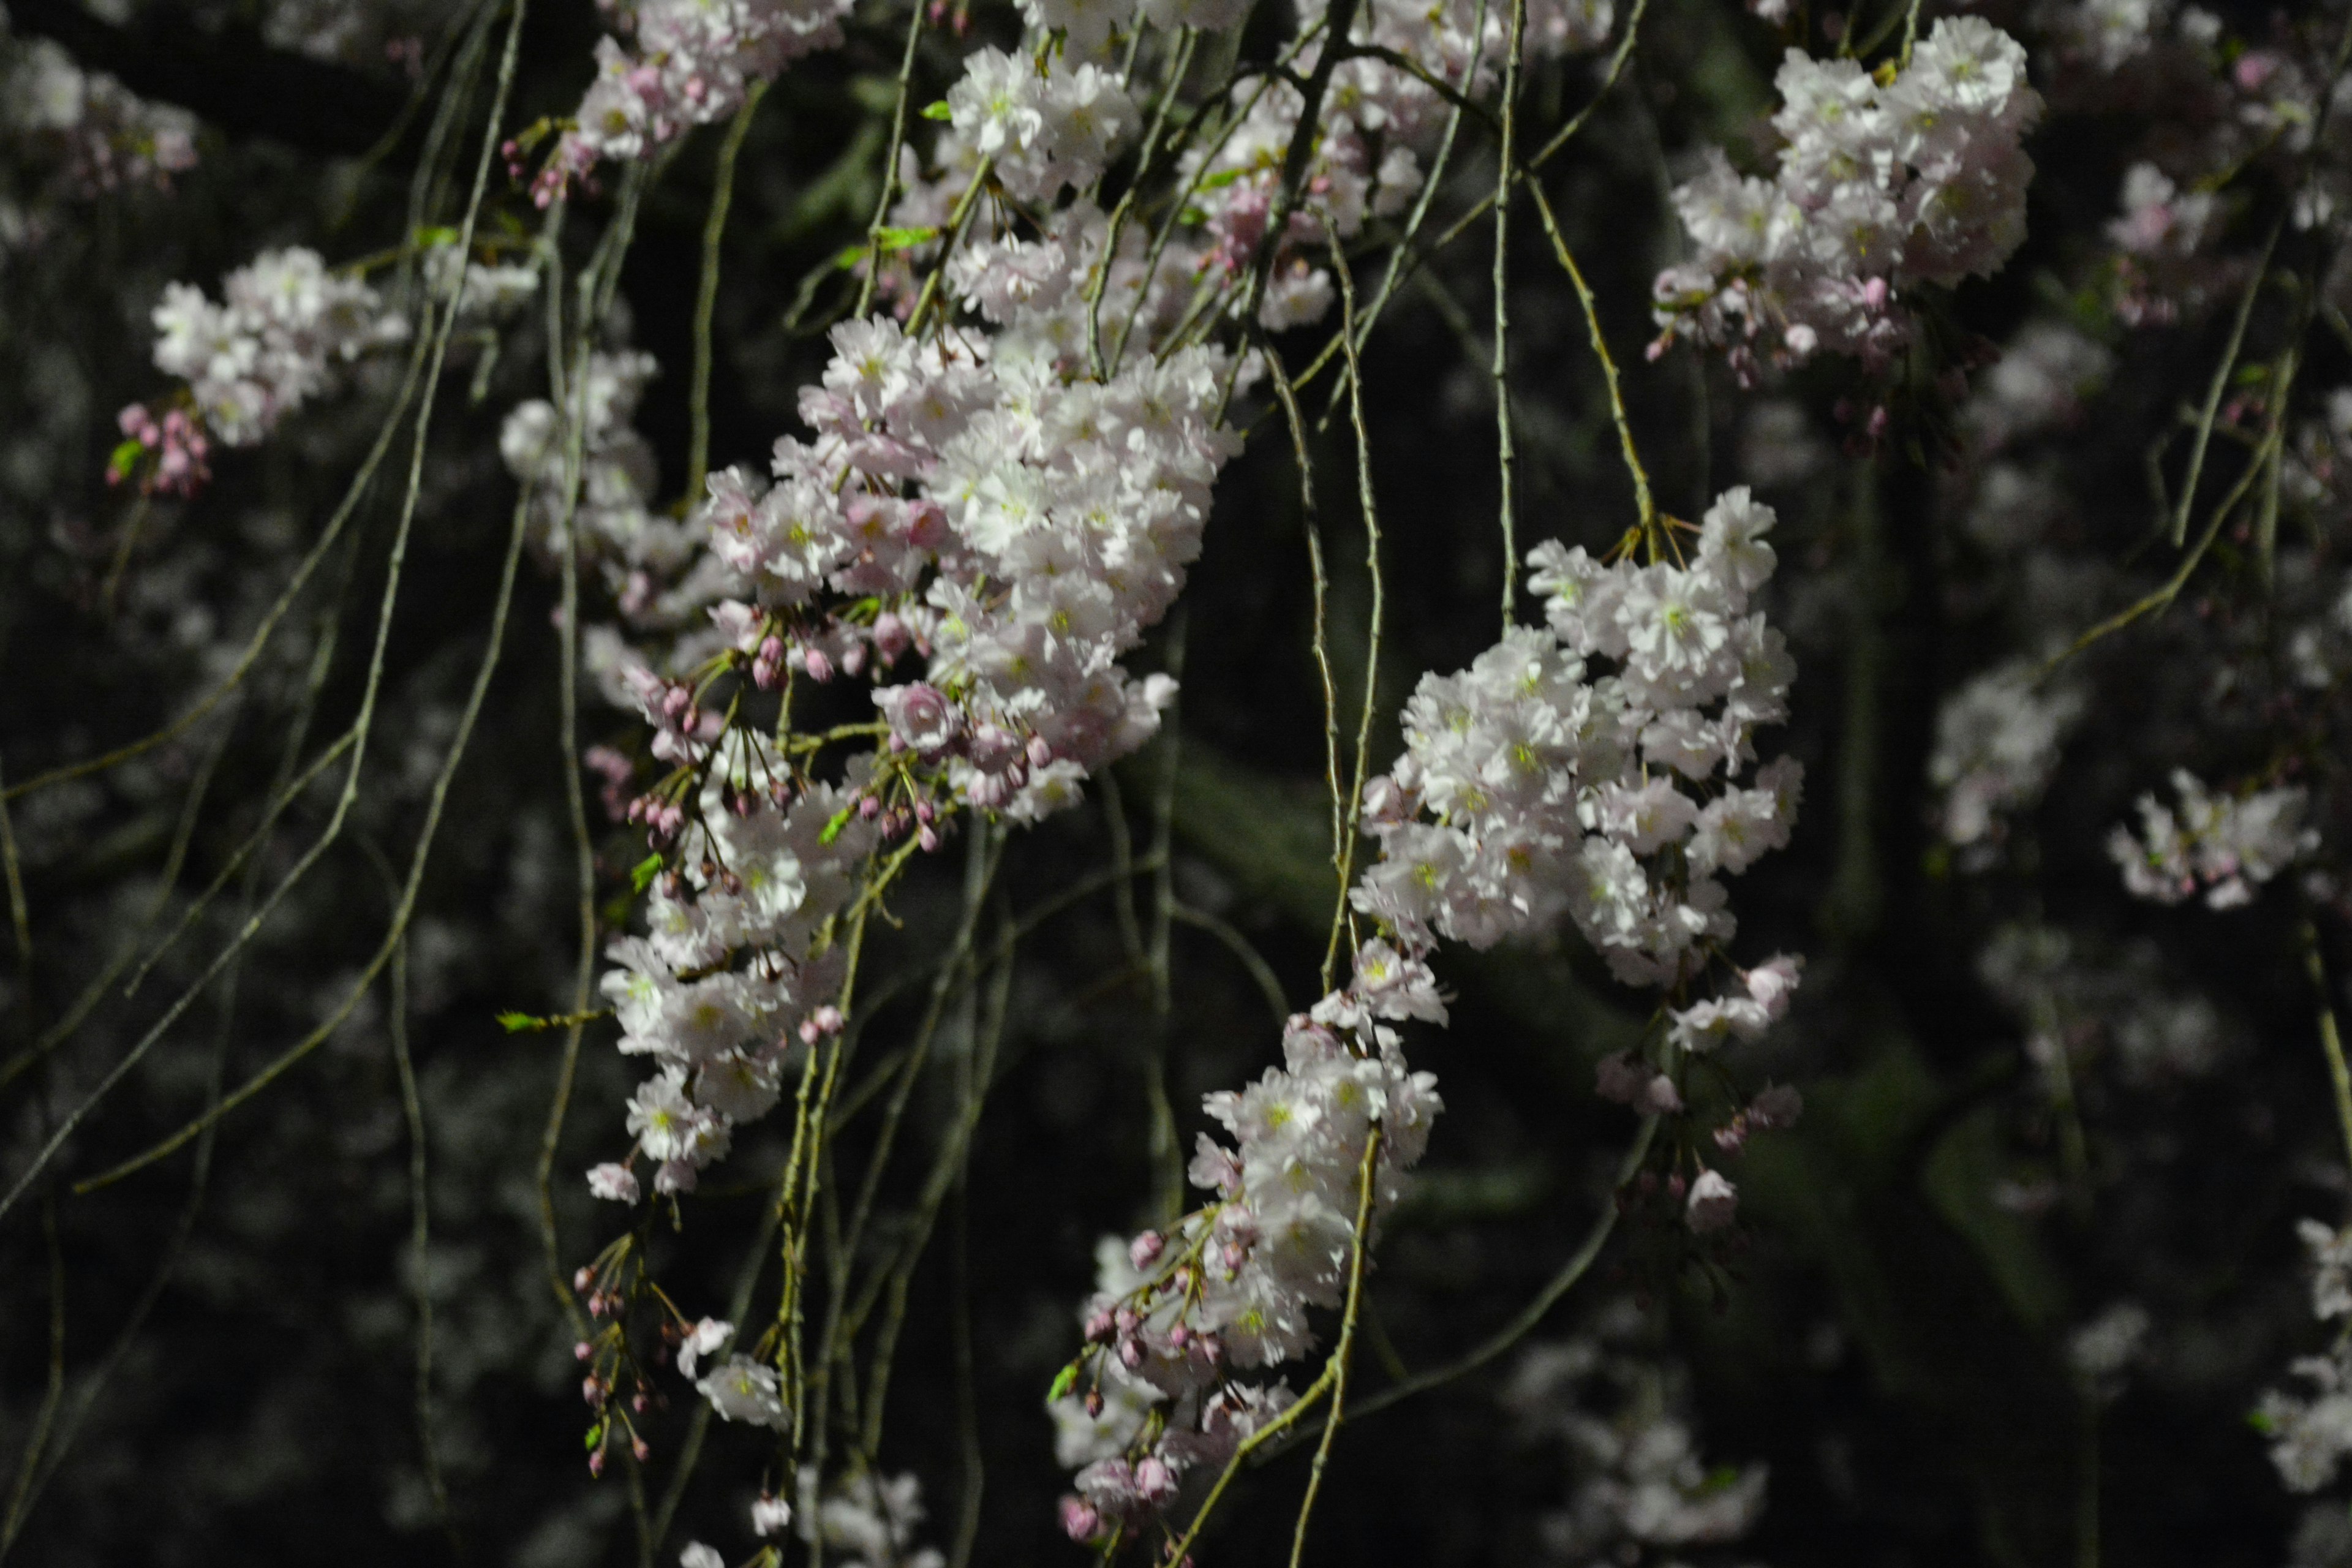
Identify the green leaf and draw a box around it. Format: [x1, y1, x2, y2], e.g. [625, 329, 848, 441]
[496, 1011, 541, 1033]
[415, 224, 460, 249]
[921, 100, 954, 121]
[2248, 1408, 2278, 1436]
[632, 853, 665, 892]
[818, 805, 854, 846]
[107, 439, 145, 481]
[1048, 1362, 1079, 1403]
[1197, 167, 1245, 190]
[584, 1422, 605, 1450]
[873, 225, 941, 252]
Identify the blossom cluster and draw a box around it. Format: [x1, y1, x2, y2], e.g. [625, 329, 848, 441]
[2106, 769, 2317, 910]
[679, 1460, 941, 1568]
[586, 39, 1244, 1212]
[3, 32, 196, 199]
[499, 347, 709, 635]
[1184, 0, 1613, 330]
[1929, 661, 2086, 855]
[1361, 489, 1801, 995]
[134, 247, 403, 474]
[1501, 1319, 1771, 1562]
[1651, 18, 2043, 379]
[1050, 490, 1809, 1544]
[537, 0, 854, 200]
[1052, 1003, 1441, 1544]
[2261, 1221, 2352, 1493]
[701, 283, 1237, 824]
[590, 748, 873, 1200]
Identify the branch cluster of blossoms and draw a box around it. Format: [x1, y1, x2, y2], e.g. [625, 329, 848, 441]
[1050, 1003, 1442, 1545]
[1651, 18, 2042, 380]
[586, 39, 1246, 1215]
[2, 32, 196, 201]
[2260, 1220, 2352, 1493]
[1501, 1317, 1771, 1563]
[498, 347, 715, 633]
[592, 754, 873, 1201]
[535, 0, 854, 201]
[1189, 0, 1613, 330]
[1928, 660, 2087, 858]
[677, 1340, 949, 1561]
[118, 239, 535, 499]
[2039, 1, 2347, 329]
[1368, 492, 1801, 998]
[118, 248, 404, 495]
[1049, 489, 1807, 1546]
[2106, 769, 2318, 910]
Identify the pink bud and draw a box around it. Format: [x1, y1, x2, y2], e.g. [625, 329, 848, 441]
[1027, 734, 1055, 769]
[574, 1341, 593, 1362]
[1059, 1496, 1102, 1542]
[1135, 1455, 1178, 1504]
[1129, 1231, 1164, 1270]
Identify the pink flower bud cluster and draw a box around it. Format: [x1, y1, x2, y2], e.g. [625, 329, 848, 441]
[1651, 18, 2043, 380]
[141, 247, 407, 451]
[111, 402, 210, 499]
[537, 0, 854, 202]
[2108, 769, 2318, 910]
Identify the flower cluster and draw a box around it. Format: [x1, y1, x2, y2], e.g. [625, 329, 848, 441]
[698, 293, 1237, 823]
[1052, 492, 1809, 1540]
[945, 47, 1137, 207]
[499, 347, 710, 635]
[1501, 1315, 1771, 1563]
[139, 247, 404, 451]
[1183, 0, 1613, 330]
[2107, 769, 2317, 910]
[1651, 18, 2043, 379]
[1359, 489, 1801, 993]
[2261, 1221, 2352, 1493]
[1929, 662, 2086, 855]
[586, 37, 1246, 1214]
[3, 33, 196, 198]
[591, 751, 872, 1198]
[1052, 1006, 1440, 1544]
[797, 1466, 944, 1568]
[537, 0, 853, 200]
